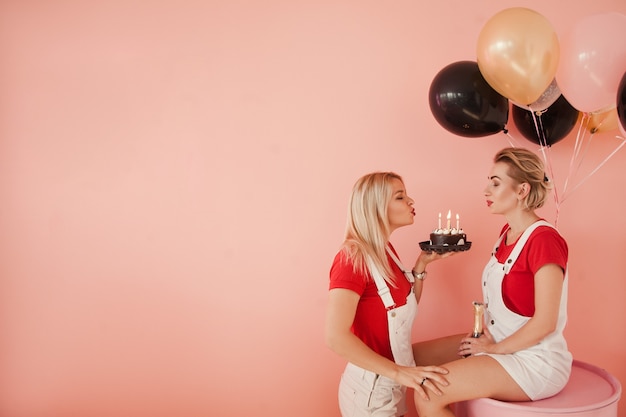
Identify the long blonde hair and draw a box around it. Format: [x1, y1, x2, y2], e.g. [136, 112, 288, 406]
[494, 147, 552, 210]
[342, 172, 401, 284]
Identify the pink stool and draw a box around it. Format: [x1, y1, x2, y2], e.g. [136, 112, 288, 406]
[455, 360, 622, 417]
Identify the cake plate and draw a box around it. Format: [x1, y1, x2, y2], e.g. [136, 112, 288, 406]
[419, 241, 472, 254]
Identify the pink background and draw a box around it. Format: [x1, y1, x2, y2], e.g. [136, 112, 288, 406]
[1, 1, 625, 416]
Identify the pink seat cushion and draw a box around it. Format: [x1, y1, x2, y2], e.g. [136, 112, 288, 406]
[455, 360, 622, 417]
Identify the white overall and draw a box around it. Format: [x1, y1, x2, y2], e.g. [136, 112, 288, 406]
[338, 247, 417, 417]
[482, 220, 572, 400]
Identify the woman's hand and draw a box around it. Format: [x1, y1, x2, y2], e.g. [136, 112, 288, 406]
[394, 365, 450, 400]
[413, 250, 458, 273]
[458, 327, 497, 357]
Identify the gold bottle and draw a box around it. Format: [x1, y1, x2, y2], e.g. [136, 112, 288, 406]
[471, 301, 484, 338]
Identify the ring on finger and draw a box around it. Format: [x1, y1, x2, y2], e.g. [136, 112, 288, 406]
[421, 377, 428, 386]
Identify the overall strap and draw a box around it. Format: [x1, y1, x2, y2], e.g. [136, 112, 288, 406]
[492, 226, 509, 255]
[366, 256, 396, 310]
[385, 247, 415, 284]
[365, 246, 414, 310]
[503, 220, 552, 274]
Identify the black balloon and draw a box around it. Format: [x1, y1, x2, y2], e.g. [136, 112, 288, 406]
[512, 95, 579, 147]
[617, 72, 626, 134]
[429, 61, 509, 137]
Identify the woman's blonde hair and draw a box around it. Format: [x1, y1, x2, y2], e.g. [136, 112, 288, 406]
[494, 147, 552, 210]
[342, 172, 402, 284]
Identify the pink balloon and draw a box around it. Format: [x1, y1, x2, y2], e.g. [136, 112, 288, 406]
[557, 12, 626, 113]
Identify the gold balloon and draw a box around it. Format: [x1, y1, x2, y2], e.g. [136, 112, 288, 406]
[588, 108, 619, 134]
[477, 8, 560, 105]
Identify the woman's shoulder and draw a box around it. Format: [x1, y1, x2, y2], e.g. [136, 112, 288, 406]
[330, 247, 352, 270]
[329, 248, 369, 292]
[531, 222, 567, 243]
[330, 247, 365, 279]
[528, 223, 569, 256]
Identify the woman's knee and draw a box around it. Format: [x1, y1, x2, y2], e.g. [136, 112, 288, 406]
[413, 390, 450, 415]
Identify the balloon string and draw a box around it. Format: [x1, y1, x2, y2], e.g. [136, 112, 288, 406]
[553, 192, 561, 228]
[502, 129, 522, 147]
[562, 113, 589, 197]
[530, 111, 560, 224]
[544, 145, 560, 226]
[571, 124, 595, 191]
[561, 133, 626, 203]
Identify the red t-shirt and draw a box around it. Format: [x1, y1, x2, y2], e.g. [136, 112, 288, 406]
[328, 245, 412, 361]
[495, 224, 568, 317]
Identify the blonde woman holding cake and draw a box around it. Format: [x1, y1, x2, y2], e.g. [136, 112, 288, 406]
[412, 147, 572, 417]
[325, 172, 458, 417]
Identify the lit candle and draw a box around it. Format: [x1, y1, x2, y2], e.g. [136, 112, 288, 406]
[456, 213, 460, 230]
[438, 212, 441, 229]
[446, 210, 451, 230]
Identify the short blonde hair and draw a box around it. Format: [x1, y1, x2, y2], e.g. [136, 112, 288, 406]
[342, 172, 402, 284]
[494, 147, 552, 210]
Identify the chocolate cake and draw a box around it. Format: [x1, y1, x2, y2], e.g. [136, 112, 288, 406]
[430, 229, 467, 246]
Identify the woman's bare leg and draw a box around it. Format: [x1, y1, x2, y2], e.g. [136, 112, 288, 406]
[414, 355, 529, 417]
[412, 334, 465, 366]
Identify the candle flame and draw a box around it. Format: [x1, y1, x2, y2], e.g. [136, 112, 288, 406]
[447, 210, 451, 219]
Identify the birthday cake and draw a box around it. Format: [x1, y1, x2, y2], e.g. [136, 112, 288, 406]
[419, 210, 471, 253]
[430, 228, 467, 246]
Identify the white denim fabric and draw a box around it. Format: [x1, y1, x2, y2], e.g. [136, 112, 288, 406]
[481, 220, 572, 400]
[338, 247, 417, 416]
